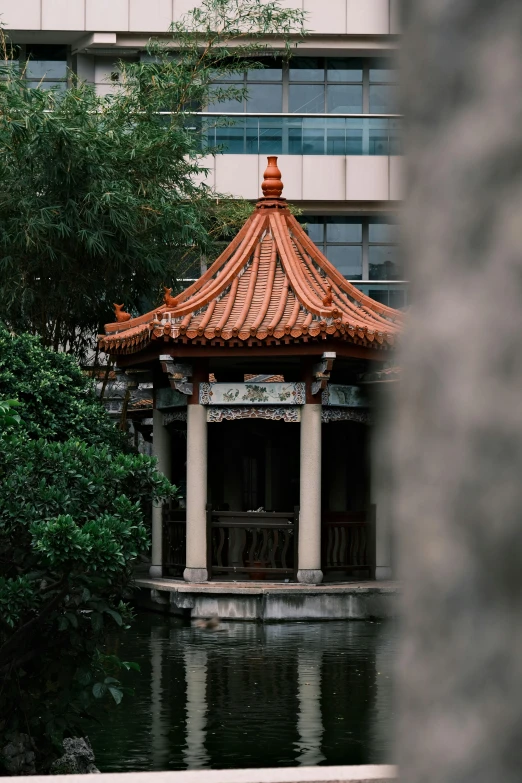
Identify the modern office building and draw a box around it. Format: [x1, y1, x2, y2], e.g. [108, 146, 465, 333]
[1, 0, 403, 307]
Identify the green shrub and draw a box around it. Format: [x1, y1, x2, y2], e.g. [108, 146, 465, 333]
[0, 332, 176, 768]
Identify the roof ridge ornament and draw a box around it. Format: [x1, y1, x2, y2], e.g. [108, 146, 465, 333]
[257, 156, 287, 209]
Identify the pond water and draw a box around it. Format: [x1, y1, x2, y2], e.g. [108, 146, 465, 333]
[89, 612, 397, 772]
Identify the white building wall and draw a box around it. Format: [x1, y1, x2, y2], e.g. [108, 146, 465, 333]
[0, 0, 399, 34]
[199, 154, 401, 203]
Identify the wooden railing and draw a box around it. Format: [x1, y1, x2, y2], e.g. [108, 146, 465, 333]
[321, 507, 376, 579]
[162, 504, 187, 578]
[207, 506, 299, 581]
[162, 504, 376, 581]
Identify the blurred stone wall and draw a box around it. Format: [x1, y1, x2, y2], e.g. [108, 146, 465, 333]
[394, 2, 522, 782]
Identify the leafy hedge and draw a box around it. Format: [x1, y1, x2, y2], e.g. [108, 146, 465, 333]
[0, 328, 123, 446]
[0, 332, 175, 769]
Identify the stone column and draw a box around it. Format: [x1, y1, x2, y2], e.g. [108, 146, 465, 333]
[184, 365, 208, 583]
[150, 407, 171, 578]
[297, 402, 323, 584]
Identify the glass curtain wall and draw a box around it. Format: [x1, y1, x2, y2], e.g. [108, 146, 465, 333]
[299, 216, 407, 309]
[206, 57, 398, 155]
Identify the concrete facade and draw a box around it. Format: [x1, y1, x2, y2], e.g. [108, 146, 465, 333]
[1, 0, 401, 35]
[197, 154, 402, 203]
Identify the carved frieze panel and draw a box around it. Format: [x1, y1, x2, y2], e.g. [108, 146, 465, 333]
[200, 382, 305, 406]
[207, 406, 300, 423]
[322, 408, 372, 425]
[163, 411, 188, 425]
[321, 384, 367, 407]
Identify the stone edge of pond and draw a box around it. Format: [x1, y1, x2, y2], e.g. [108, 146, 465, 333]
[134, 578, 399, 595]
[0, 764, 397, 783]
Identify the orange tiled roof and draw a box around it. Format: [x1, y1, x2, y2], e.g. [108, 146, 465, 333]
[99, 157, 402, 355]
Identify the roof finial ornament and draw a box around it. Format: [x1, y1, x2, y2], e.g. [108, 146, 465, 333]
[261, 156, 284, 199]
[113, 303, 131, 322]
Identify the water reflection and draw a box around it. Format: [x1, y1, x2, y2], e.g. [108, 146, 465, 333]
[89, 614, 396, 772]
[183, 648, 209, 769]
[296, 650, 325, 765]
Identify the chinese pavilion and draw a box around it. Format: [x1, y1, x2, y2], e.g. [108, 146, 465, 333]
[99, 157, 402, 585]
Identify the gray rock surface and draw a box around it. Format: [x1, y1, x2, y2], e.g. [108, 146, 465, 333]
[2, 733, 36, 775]
[49, 737, 100, 775]
[393, 2, 522, 782]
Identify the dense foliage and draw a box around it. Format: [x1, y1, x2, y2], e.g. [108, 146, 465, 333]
[0, 0, 305, 358]
[0, 327, 124, 445]
[0, 331, 175, 769]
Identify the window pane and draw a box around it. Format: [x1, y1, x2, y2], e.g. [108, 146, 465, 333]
[26, 80, 67, 91]
[288, 126, 303, 154]
[326, 245, 362, 280]
[368, 288, 389, 306]
[289, 57, 323, 82]
[327, 85, 362, 114]
[258, 118, 282, 153]
[369, 219, 399, 243]
[213, 71, 243, 82]
[369, 119, 390, 154]
[369, 245, 402, 280]
[326, 125, 348, 155]
[215, 123, 246, 153]
[388, 287, 407, 309]
[246, 83, 282, 112]
[369, 60, 398, 82]
[302, 127, 326, 154]
[25, 44, 67, 79]
[301, 217, 324, 243]
[26, 60, 67, 79]
[247, 59, 282, 81]
[289, 84, 324, 113]
[207, 84, 243, 112]
[326, 58, 362, 82]
[369, 84, 398, 113]
[326, 218, 362, 243]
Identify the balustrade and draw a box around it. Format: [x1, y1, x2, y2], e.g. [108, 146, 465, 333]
[163, 504, 377, 580]
[321, 508, 376, 579]
[162, 504, 187, 578]
[207, 506, 299, 581]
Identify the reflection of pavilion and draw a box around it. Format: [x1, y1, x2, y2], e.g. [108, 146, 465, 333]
[147, 621, 394, 770]
[99, 157, 401, 592]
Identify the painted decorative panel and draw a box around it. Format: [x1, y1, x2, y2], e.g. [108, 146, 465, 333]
[321, 384, 367, 407]
[200, 382, 305, 406]
[207, 407, 300, 423]
[156, 387, 187, 410]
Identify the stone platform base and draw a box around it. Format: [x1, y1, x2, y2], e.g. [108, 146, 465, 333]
[134, 578, 398, 621]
